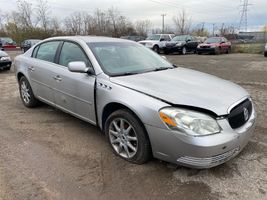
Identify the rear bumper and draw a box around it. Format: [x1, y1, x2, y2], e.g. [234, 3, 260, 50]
[145, 106, 256, 169]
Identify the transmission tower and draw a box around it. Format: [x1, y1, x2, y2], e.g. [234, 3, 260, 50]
[239, 0, 250, 32]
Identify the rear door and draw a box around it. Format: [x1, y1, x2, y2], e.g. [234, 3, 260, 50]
[53, 41, 96, 124]
[29, 41, 61, 105]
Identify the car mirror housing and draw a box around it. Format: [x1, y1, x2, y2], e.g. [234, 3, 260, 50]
[68, 61, 94, 74]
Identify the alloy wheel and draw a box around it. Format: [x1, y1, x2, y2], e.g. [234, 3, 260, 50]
[109, 118, 138, 159]
[20, 80, 31, 104]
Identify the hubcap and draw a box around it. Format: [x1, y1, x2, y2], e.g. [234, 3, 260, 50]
[109, 118, 138, 159]
[21, 81, 31, 104]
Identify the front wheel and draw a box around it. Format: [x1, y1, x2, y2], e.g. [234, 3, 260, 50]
[105, 109, 151, 164]
[152, 45, 160, 53]
[19, 76, 39, 108]
[181, 46, 187, 55]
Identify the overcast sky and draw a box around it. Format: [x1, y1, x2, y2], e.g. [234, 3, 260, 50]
[0, 0, 266, 31]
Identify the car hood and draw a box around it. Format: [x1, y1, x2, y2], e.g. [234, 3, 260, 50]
[139, 40, 157, 44]
[110, 68, 249, 116]
[200, 43, 219, 46]
[0, 50, 8, 57]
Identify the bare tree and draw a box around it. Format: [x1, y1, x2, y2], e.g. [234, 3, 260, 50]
[16, 0, 34, 28]
[173, 9, 191, 35]
[135, 20, 152, 36]
[36, 0, 50, 31]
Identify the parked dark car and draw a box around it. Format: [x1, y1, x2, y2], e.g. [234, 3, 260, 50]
[21, 39, 42, 52]
[164, 35, 199, 55]
[197, 37, 231, 55]
[264, 43, 267, 57]
[120, 36, 146, 42]
[0, 50, 12, 71]
[0, 37, 17, 50]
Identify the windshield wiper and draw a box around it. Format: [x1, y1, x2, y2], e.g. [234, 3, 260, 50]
[153, 67, 174, 71]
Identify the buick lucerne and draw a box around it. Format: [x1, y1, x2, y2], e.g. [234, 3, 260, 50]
[14, 36, 256, 168]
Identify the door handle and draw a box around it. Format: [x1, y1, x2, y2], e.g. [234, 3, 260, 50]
[53, 75, 62, 81]
[28, 66, 35, 72]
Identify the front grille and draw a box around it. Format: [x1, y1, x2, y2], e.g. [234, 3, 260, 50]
[201, 46, 211, 49]
[177, 147, 240, 167]
[228, 99, 252, 129]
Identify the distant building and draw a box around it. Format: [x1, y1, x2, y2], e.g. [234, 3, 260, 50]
[239, 31, 267, 42]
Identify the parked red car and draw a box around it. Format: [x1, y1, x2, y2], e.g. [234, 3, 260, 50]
[0, 37, 17, 50]
[197, 37, 231, 55]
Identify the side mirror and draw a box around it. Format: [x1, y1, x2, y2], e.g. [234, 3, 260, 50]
[186, 39, 191, 42]
[220, 41, 225, 44]
[160, 38, 165, 42]
[68, 61, 94, 74]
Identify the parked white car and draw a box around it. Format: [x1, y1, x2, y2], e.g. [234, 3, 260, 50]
[139, 34, 174, 53]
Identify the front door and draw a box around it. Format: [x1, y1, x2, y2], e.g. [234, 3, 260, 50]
[53, 41, 96, 124]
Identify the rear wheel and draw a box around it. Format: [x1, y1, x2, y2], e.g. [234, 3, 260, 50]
[19, 76, 39, 108]
[105, 109, 151, 164]
[264, 52, 267, 57]
[226, 47, 231, 54]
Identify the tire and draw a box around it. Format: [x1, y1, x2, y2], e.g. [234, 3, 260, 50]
[105, 109, 151, 164]
[164, 50, 169, 55]
[215, 48, 221, 55]
[152, 45, 160, 53]
[197, 51, 202, 55]
[19, 76, 39, 108]
[264, 52, 267, 57]
[6, 66, 11, 71]
[181, 46, 187, 55]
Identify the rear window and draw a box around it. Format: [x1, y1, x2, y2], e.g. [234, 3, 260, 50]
[35, 41, 60, 63]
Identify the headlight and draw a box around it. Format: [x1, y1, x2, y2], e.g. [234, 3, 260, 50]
[175, 42, 182, 47]
[145, 42, 153, 47]
[159, 107, 221, 136]
[0, 56, 11, 61]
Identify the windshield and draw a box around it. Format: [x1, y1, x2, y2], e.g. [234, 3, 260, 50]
[146, 35, 160, 40]
[172, 35, 187, 41]
[1, 37, 14, 45]
[205, 38, 222, 43]
[88, 42, 173, 76]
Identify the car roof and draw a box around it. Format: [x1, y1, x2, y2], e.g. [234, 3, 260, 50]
[43, 36, 133, 44]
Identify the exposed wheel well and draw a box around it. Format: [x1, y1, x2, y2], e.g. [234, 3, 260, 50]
[17, 72, 25, 81]
[101, 102, 152, 153]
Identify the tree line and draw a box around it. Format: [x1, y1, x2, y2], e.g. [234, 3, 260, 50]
[0, 0, 240, 44]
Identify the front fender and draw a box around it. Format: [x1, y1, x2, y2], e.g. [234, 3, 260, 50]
[96, 76, 170, 130]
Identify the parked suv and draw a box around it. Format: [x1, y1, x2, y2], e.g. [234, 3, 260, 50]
[164, 35, 199, 55]
[264, 43, 267, 57]
[138, 34, 174, 53]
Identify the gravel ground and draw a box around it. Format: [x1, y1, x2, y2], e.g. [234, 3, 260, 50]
[0, 51, 266, 200]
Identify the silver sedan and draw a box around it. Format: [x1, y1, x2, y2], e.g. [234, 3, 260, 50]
[14, 36, 256, 168]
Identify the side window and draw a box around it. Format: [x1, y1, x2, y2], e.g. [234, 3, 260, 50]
[59, 42, 91, 67]
[36, 41, 60, 62]
[32, 46, 39, 58]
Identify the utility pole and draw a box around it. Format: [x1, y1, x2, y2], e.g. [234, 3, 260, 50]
[161, 14, 166, 33]
[212, 23, 215, 36]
